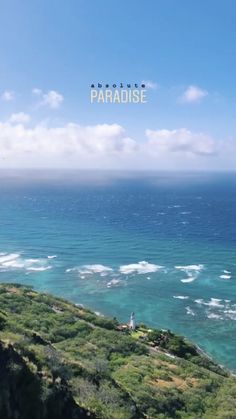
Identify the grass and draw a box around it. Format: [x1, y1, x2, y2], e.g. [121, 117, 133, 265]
[0, 283, 236, 419]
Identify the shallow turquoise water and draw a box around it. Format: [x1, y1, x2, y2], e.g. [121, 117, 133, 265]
[0, 171, 236, 369]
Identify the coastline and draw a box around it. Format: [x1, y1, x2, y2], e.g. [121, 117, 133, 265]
[1, 282, 236, 418]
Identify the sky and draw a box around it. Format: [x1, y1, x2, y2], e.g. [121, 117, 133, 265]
[0, 0, 236, 170]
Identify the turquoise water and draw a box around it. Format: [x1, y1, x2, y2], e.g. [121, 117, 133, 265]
[0, 171, 236, 370]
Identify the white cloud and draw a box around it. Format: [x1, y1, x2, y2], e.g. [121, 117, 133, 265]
[0, 119, 231, 170]
[145, 128, 216, 155]
[179, 85, 208, 103]
[8, 112, 31, 124]
[32, 88, 64, 109]
[0, 121, 137, 168]
[1, 90, 15, 101]
[142, 80, 159, 89]
[42, 90, 64, 109]
[32, 88, 42, 96]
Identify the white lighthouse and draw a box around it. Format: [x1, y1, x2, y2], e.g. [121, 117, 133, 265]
[129, 312, 136, 330]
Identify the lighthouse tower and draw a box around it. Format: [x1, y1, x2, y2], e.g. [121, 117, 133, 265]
[129, 312, 136, 330]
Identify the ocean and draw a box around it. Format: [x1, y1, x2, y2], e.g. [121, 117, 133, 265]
[0, 171, 236, 370]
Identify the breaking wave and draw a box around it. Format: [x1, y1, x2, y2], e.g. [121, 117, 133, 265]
[185, 306, 195, 316]
[194, 298, 236, 321]
[173, 295, 189, 300]
[0, 252, 52, 272]
[194, 298, 224, 308]
[220, 270, 232, 280]
[175, 264, 204, 271]
[107, 279, 121, 288]
[66, 260, 164, 279]
[119, 261, 163, 275]
[66, 264, 113, 276]
[181, 277, 197, 283]
[175, 264, 204, 283]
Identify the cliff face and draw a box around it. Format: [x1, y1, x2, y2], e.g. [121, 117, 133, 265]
[0, 283, 236, 419]
[0, 341, 91, 419]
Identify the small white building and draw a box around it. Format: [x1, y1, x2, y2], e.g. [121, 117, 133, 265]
[129, 312, 136, 330]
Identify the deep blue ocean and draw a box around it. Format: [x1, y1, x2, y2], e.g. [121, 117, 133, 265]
[0, 171, 236, 370]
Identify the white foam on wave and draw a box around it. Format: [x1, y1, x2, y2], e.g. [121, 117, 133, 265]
[48, 255, 57, 259]
[220, 274, 231, 280]
[119, 261, 163, 275]
[209, 298, 224, 308]
[173, 295, 189, 300]
[21, 258, 52, 272]
[194, 297, 236, 321]
[100, 271, 111, 277]
[68, 262, 163, 277]
[107, 279, 120, 288]
[185, 306, 195, 316]
[207, 313, 223, 320]
[194, 298, 224, 308]
[2, 259, 25, 269]
[175, 264, 204, 284]
[223, 310, 236, 320]
[175, 264, 204, 271]
[0, 252, 52, 272]
[194, 299, 204, 305]
[0, 253, 20, 264]
[224, 309, 236, 314]
[66, 264, 113, 276]
[79, 264, 113, 276]
[27, 266, 52, 272]
[181, 276, 197, 283]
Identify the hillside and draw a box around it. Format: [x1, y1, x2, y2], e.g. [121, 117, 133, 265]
[0, 283, 236, 419]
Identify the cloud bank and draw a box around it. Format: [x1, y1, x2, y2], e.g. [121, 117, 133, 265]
[0, 115, 233, 170]
[8, 112, 31, 124]
[146, 128, 216, 155]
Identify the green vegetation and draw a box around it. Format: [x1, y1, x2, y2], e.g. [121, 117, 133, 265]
[0, 283, 236, 418]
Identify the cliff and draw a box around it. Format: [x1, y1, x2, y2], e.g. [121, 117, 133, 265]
[0, 283, 235, 419]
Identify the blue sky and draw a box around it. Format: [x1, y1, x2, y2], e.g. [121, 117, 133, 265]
[0, 0, 236, 170]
